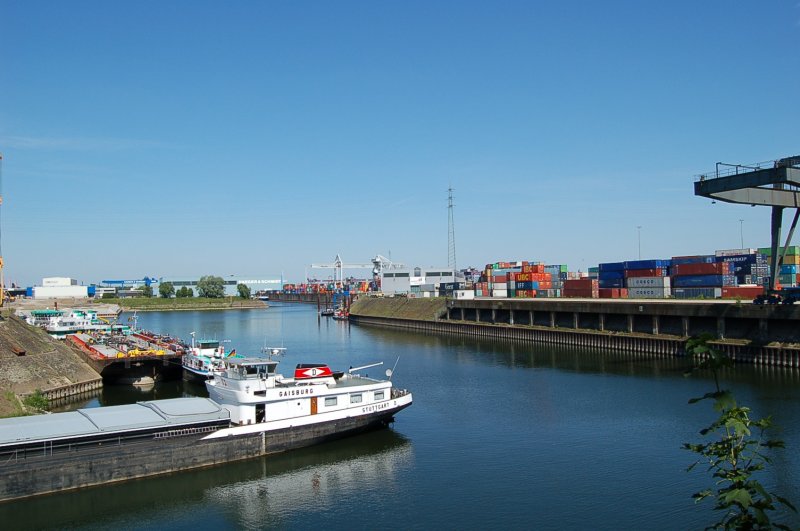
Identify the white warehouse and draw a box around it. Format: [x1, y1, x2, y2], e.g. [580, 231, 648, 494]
[380, 267, 458, 296]
[33, 277, 89, 299]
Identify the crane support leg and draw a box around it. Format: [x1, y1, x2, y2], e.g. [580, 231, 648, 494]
[781, 209, 800, 266]
[770, 206, 785, 290]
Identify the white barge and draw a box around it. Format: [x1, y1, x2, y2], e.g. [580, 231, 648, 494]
[0, 356, 412, 501]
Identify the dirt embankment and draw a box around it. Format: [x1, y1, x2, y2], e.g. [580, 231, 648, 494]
[0, 314, 100, 417]
[349, 297, 447, 321]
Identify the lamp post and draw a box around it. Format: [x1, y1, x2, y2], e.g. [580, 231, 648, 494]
[637, 226, 642, 260]
[739, 219, 744, 249]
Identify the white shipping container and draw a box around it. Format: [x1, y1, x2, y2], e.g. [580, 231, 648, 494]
[454, 290, 475, 300]
[626, 276, 671, 288]
[492, 289, 508, 298]
[492, 282, 508, 290]
[33, 285, 89, 299]
[715, 248, 756, 257]
[627, 287, 671, 299]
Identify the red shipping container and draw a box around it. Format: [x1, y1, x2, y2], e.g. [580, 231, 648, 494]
[599, 288, 622, 298]
[624, 268, 667, 278]
[563, 288, 599, 298]
[521, 264, 545, 274]
[720, 286, 764, 299]
[672, 262, 731, 276]
[564, 279, 598, 289]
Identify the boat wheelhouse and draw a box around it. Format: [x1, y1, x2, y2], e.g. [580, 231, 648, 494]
[182, 338, 236, 380]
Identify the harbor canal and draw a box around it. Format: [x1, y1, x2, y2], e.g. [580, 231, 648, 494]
[3, 303, 800, 530]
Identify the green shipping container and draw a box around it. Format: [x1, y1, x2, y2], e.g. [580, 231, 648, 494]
[758, 246, 800, 256]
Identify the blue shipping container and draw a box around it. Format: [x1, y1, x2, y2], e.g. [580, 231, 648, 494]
[599, 278, 625, 288]
[780, 265, 798, 275]
[672, 275, 736, 287]
[514, 281, 540, 290]
[598, 271, 625, 280]
[598, 262, 625, 272]
[624, 259, 670, 270]
[671, 255, 715, 266]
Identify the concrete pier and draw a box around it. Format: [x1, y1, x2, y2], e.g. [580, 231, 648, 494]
[348, 297, 800, 368]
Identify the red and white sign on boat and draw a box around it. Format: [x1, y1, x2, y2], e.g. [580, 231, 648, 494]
[294, 364, 333, 379]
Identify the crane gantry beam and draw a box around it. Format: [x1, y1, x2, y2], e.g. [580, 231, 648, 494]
[694, 156, 800, 290]
[311, 254, 406, 284]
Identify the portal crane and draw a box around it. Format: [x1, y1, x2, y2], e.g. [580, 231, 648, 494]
[310, 254, 406, 284]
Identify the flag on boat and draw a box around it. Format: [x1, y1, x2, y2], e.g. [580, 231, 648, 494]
[227, 349, 237, 358]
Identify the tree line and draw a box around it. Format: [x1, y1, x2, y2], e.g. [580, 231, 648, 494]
[152, 276, 251, 299]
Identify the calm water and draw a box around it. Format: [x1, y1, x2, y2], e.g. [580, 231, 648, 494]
[4, 303, 800, 530]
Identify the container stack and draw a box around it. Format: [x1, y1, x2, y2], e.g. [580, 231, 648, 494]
[597, 263, 625, 292]
[563, 278, 599, 298]
[670, 259, 735, 299]
[544, 265, 567, 295]
[713, 249, 767, 299]
[623, 259, 671, 299]
[478, 261, 554, 298]
[509, 263, 554, 298]
[759, 246, 800, 288]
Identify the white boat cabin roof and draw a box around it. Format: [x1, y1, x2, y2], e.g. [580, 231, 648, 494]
[223, 357, 280, 377]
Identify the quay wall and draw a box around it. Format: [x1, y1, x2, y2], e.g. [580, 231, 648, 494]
[348, 297, 800, 368]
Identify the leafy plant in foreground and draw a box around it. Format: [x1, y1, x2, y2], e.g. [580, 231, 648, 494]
[684, 335, 796, 529]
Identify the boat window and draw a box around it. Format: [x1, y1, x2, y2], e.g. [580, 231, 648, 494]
[350, 393, 362, 404]
[325, 397, 337, 407]
[374, 391, 384, 401]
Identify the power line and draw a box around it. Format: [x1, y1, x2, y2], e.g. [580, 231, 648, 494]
[447, 186, 457, 271]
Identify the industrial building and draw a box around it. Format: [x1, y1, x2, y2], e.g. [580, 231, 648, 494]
[380, 268, 460, 296]
[30, 277, 91, 299]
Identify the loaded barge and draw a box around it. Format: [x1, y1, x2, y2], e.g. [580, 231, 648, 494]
[67, 330, 185, 384]
[0, 355, 413, 501]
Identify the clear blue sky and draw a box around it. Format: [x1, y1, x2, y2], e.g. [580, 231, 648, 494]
[1, 1, 798, 287]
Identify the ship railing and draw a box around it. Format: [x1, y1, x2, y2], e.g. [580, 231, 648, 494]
[0, 424, 225, 464]
[153, 425, 218, 440]
[391, 388, 410, 399]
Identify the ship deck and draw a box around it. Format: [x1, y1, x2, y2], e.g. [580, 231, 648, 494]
[0, 398, 229, 449]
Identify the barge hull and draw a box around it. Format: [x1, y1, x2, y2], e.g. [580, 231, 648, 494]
[0, 403, 409, 502]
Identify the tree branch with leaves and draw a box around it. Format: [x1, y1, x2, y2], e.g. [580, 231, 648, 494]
[684, 334, 796, 529]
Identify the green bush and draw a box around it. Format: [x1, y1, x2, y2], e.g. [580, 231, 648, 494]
[23, 390, 49, 412]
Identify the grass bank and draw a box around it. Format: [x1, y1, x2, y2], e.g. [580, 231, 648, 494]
[349, 297, 447, 321]
[102, 297, 268, 312]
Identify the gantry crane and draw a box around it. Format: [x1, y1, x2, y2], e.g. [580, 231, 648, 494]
[311, 254, 406, 284]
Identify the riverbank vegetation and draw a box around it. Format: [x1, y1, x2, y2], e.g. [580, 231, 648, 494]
[349, 297, 447, 321]
[684, 335, 796, 529]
